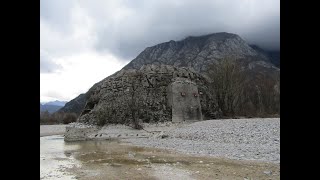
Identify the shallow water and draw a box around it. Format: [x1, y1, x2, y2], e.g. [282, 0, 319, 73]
[40, 135, 79, 179]
[40, 135, 280, 180]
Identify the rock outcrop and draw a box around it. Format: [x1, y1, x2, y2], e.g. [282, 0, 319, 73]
[77, 64, 219, 125]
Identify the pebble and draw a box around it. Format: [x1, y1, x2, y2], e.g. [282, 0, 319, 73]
[263, 170, 272, 175]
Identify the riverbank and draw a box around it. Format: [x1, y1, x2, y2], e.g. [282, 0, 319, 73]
[41, 135, 280, 180]
[126, 118, 280, 163]
[40, 124, 68, 137]
[41, 118, 280, 179]
[64, 118, 280, 163]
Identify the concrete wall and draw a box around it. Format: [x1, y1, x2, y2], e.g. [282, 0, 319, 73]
[169, 78, 202, 122]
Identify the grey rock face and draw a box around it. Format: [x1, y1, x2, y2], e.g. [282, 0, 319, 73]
[124, 32, 276, 73]
[77, 64, 219, 125]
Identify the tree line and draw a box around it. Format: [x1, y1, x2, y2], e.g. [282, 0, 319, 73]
[40, 111, 78, 125]
[206, 58, 280, 118]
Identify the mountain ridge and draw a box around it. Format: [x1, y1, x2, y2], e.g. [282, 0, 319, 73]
[123, 32, 277, 72]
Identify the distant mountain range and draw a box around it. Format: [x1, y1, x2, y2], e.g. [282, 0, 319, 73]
[43, 100, 67, 106]
[40, 100, 67, 113]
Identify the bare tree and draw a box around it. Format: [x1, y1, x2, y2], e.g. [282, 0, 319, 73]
[207, 57, 247, 117]
[127, 71, 144, 129]
[207, 57, 280, 118]
[254, 74, 280, 116]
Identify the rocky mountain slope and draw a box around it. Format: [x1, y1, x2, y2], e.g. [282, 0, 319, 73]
[124, 32, 278, 72]
[249, 45, 280, 68]
[57, 94, 88, 115]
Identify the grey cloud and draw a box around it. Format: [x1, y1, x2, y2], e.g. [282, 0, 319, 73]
[89, 0, 280, 59]
[41, 0, 280, 60]
[40, 0, 76, 33]
[241, 17, 280, 50]
[43, 91, 69, 101]
[40, 51, 62, 73]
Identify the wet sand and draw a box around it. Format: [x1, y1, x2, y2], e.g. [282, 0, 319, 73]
[40, 135, 280, 180]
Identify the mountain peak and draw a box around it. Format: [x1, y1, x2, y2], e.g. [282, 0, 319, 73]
[123, 32, 269, 72]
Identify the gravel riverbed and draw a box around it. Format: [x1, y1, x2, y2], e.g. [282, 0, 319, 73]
[125, 118, 280, 163]
[62, 118, 280, 163]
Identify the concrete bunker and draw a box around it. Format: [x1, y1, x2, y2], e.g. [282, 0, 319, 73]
[168, 78, 203, 122]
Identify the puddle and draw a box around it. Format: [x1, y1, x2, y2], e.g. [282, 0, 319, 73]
[40, 136, 280, 180]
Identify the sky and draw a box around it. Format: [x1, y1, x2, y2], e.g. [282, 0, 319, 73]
[40, 0, 280, 103]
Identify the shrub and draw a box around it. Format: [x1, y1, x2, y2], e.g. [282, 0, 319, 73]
[62, 113, 77, 124]
[40, 111, 78, 125]
[96, 109, 108, 126]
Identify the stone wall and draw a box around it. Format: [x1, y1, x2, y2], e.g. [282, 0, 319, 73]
[77, 64, 219, 125]
[64, 125, 98, 141]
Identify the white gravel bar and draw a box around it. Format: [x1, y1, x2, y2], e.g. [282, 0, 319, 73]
[125, 118, 280, 163]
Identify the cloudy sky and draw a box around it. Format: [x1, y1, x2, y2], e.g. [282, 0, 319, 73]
[40, 0, 280, 103]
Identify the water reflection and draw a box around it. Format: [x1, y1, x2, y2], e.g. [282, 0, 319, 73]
[40, 135, 79, 180]
[41, 135, 280, 180]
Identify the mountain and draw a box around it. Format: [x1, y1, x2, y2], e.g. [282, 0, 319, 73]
[61, 32, 280, 118]
[249, 45, 280, 68]
[57, 94, 88, 115]
[123, 32, 278, 72]
[40, 100, 67, 114]
[43, 100, 67, 107]
[40, 103, 62, 114]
